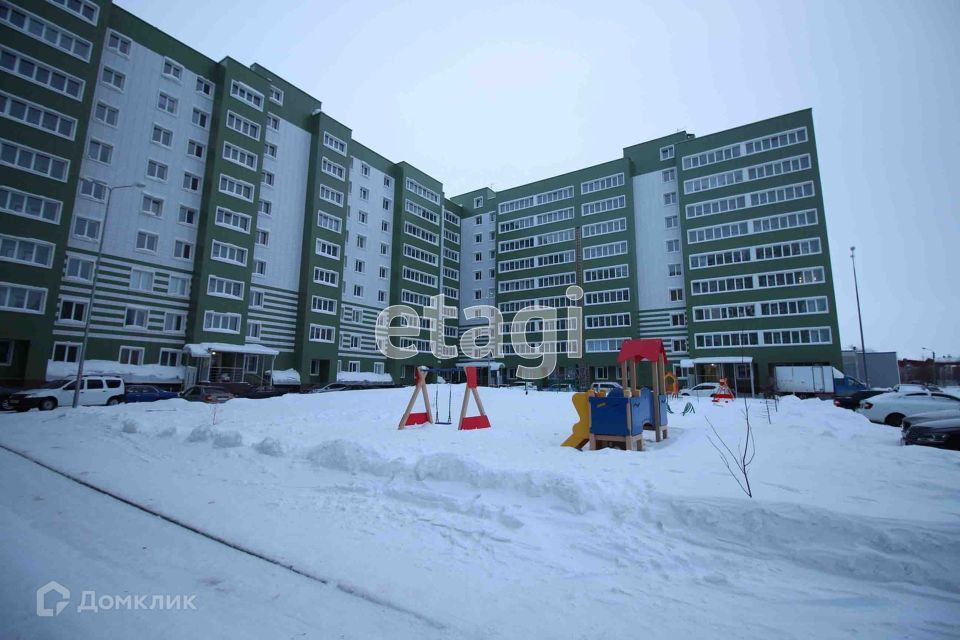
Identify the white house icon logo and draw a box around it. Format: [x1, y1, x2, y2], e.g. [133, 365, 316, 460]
[36, 581, 70, 617]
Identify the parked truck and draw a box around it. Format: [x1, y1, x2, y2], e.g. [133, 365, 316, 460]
[773, 365, 867, 397]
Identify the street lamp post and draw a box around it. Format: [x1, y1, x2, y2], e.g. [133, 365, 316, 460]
[72, 182, 145, 408]
[850, 246, 869, 387]
[922, 346, 937, 385]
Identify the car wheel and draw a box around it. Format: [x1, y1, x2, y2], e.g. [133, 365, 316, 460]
[39, 398, 57, 411]
[106, 396, 121, 406]
[884, 413, 905, 427]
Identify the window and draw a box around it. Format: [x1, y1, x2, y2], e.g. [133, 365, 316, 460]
[167, 275, 189, 297]
[358, 210, 368, 224]
[230, 80, 263, 110]
[660, 145, 674, 160]
[360, 163, 370, 177]
[211, 207, 247, 231]
[269, 85, 284, 105]
[51, 342, 79, 362]
[0, 235, 52, 268]
[256, 229, 269, 246]
[72, 216, 100, 240]
[322, 132, 347, 155]
[222, 142, 258, 170]
[581, 195, 626, 216]
[316, 239, 341, 259]
[65, 255, 94, 282]
[0, 90, 77, 138]
[135, 231, 158, 253]
[246, 321, 261, 340]
[380, 242, 389, 255]
[257, 200, 271, 216]
[87, 139, 112, 164]
[669, 288, 684, 302]
[119, 346, 144, 365]
[671, 313, 686, 327]
[317, 211, 342, 233]
[353, 284, 364, 297]
[161, 58, 183, 81]
[226, 111, 259, 140]
[662, 168, 676, 182]
[263, 142, 277, 159]
[101, 66, 125, 90]
[57, 298, 86, 323]
[382, 198, 391, 211]
[319, 185, 343, 207]
[187, 139, 205, 159]
[191, 108, 209, 129]
[0, 139, 68, 181]
[195, 76, 213, 96]
[208, 275, 243, 299]
[379, 266, 388, 279]
[377, 290, 386, 303]
[311, 295, 336, 314]
[320, 157, 345, 180]
[665, 215, 679, 229]
[668, 263, 682, 277]
[211, 240, 247, 265]
[141, 195, 163, 217]
[151, 125, 173, 147]
[94, 102, 118, 126]
[309, 324, 335, 342]
[174, 240, 193, 260]
[146, 159, 168, 181]
[182, 172, 201, 192]
[0, 282, 45, 313]
[262, 170, 274, 187]
[673, 339, 687, 353]
[666, 239, 680, 252]
[123, 306, 148, 328]
[159, 348, 182, 366]
[354, 259, 365, 273]
[359, 186, 369, 200]
[157, 91, 178, 114]
[314, 267, 339, 287]
[663, 192, 678, 206]
[219, 175, 254, 201]
[203, 311, 241, 333]
[178, 206, 197, 225]
[267, 114, 280, 131]
[78, 177, 106, 202]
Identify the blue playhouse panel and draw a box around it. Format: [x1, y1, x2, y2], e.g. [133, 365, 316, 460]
[589, 389, 668, 436]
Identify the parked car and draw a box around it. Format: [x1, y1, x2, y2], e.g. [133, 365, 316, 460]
[241, 385, 285, 399]
[833, 388, 889, 410]
[893, 383, 942, 393]
[856, 390, 960, 426]
[899, 408, 960, 431]
[124, 385, 179, 403]
[7, 376, 125, 411]
[180, 385, 233, 404]
[591, 381, 624, 395]
[901, 417, 960, 450]
[307, 383, 353, 394]
[680, 382, 721, 398]
[542, 383, 576, 392]
[0, 385, 20, 411]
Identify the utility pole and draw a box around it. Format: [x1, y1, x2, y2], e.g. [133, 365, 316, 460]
[850, 247, 869, 387]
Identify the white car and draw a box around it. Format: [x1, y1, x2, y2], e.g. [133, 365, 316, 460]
[680, 382, 721, 398]
[591, 381, 623, 395]
[855, 390, 960, 426]
[7, 376, 125, 412]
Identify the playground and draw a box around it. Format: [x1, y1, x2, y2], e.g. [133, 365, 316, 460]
[2, 369, 958, 638]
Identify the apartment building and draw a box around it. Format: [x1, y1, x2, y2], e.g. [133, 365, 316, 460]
[0, 0, 841, 390]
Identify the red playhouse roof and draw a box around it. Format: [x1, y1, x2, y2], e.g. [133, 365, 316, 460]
[616, 338, 669, 365]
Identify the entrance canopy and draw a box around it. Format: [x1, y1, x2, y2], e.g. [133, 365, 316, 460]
[183, 342, 279, 358]
[679, 356, 753, 368]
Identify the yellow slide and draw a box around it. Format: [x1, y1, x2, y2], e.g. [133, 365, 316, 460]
[562, 391, 595, 449]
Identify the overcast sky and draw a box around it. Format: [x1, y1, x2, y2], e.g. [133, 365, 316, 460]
[118, 0, 958, 361]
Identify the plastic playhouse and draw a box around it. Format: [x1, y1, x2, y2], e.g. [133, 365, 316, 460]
[562, 338, 669, 451]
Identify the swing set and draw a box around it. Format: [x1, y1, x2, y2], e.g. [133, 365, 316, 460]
[398, 366, 491, 430]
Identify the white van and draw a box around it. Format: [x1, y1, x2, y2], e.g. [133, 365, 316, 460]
[8, 376, 125, 411]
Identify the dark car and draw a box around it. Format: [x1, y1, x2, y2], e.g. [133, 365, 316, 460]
[0, 385, 21, 411]
[180, 385, 233, 403]
[241, 385, 285, 399]
[901, 418, 960, 450]
[125, 384, 179, 403]
[833, 389, 888, 410]
[307, 383, 352, 394]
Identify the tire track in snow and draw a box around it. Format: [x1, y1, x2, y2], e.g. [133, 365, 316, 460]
[0, 443, 448, 632]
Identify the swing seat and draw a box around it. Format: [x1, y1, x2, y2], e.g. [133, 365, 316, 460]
[460, 415, 490, 430]
[405, 412, 431, 426]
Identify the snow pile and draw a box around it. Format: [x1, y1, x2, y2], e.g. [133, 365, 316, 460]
[1, 389, 958, 638]
[46, 359, 183, 382]
[268, 368, 301, 385]
[337, 371, 393, 383]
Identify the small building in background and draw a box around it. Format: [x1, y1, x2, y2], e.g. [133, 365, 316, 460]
[842, 350, 900, 389]
[898, 357, 960, 388]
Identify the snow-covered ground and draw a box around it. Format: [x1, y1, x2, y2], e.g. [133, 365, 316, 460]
[1, 388, 959, 639]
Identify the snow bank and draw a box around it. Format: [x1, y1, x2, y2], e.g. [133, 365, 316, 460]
[269, 368, 301, 385]
[337, 371, 393, 383]
[47, 359, 183, 383]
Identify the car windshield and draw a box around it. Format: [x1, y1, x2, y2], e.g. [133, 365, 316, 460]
[40, 379, 69, 389]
